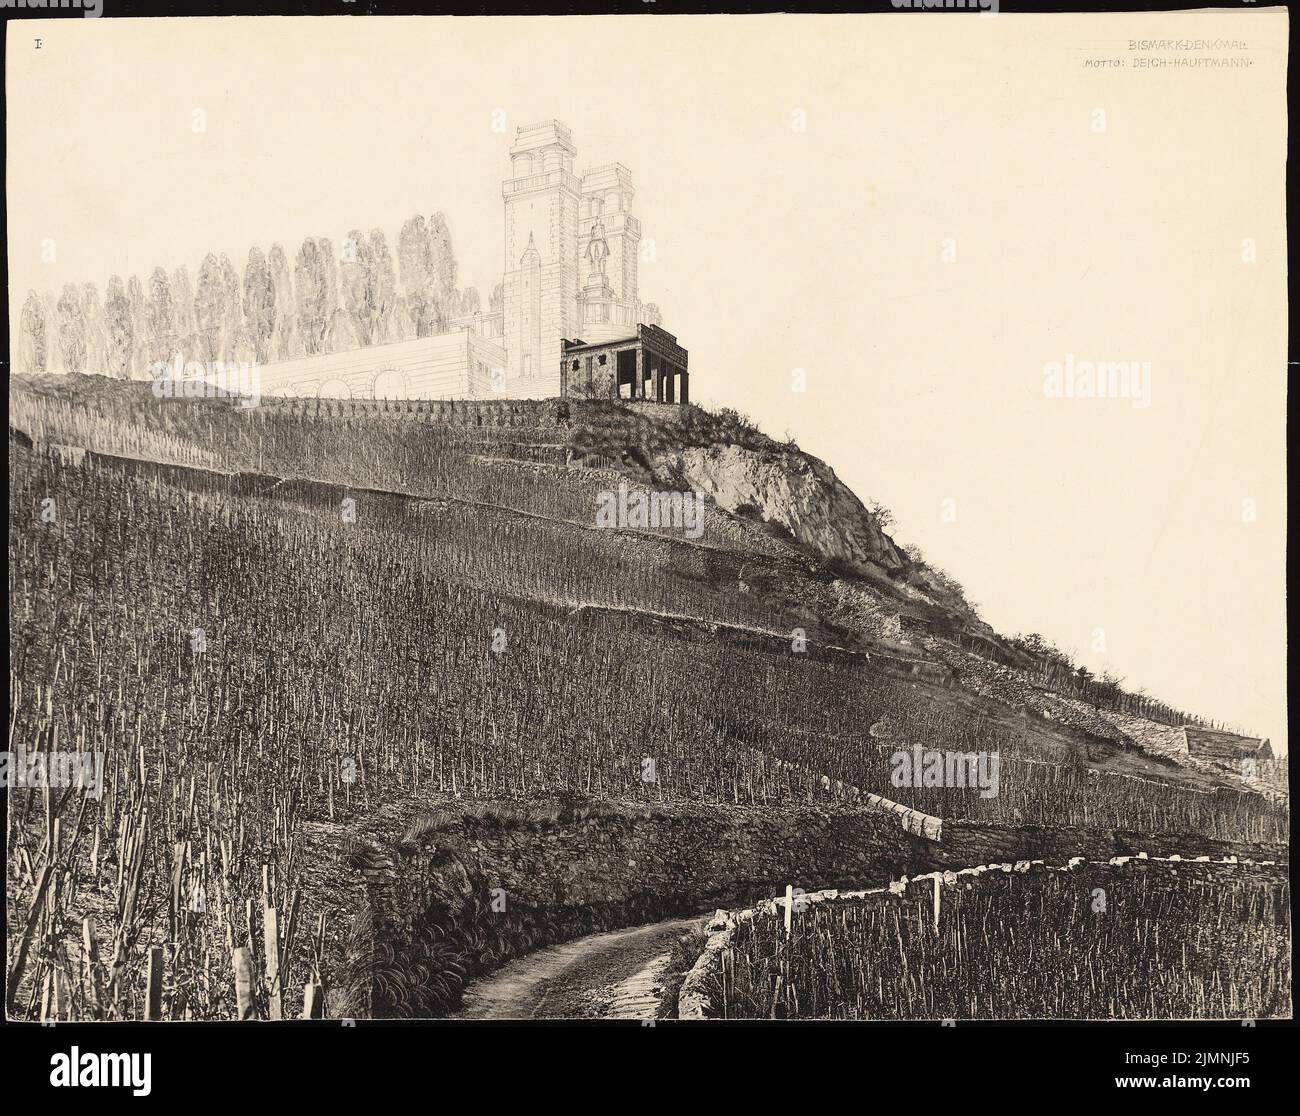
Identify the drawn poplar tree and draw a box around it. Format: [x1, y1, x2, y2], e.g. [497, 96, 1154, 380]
[368, 230, 398, 343]
[146, 267, 175, 369]
[43, 290, 64, 373]
[396, 214, 458, 337]
[318, 238, 340, 348]
[295, 237, 337, 356]
[81, 283, 107, 375]
[341, 228, 375, 346]
[220, 253, 249, 361]
[386, 293, 413, 343]
[427, 212, 457, 333]
[18, 292, 46, 375]
[325, 306, 359, 354]
[489, 282, 504, 313]
[103, 276, 135, 379]
[127, 274, 148, 377]
[341, 228, 397, 347]
[268, 245, 300, 360]
[56, 283, 88, 374]
[397, 215, 433, 338]
[171, 266, 196, 360]
[194, 253, 227, 362]
[243, 246, 277, 363]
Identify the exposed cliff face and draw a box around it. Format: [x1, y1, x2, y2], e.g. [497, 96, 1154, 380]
[649, 443, 907, 577]
[562, 399, 981, 627]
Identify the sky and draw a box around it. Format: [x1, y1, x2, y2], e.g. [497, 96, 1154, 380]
[6, 10, 1289, 751]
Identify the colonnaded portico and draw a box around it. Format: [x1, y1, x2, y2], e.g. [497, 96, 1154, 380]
[560, 324, 689, 404]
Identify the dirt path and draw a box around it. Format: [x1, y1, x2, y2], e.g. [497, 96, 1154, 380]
[453, 916, 705, 1020]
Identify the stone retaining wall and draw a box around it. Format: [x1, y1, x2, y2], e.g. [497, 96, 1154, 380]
[677, 853, 1288, 1020]
[936, 820, 1284, 868]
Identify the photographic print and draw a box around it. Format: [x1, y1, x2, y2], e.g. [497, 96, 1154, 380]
[3, 2, 1290, 1057]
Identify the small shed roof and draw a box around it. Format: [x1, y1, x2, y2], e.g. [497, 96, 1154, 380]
[1182, 726, 1273, 760]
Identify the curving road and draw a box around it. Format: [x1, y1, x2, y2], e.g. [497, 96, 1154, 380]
[454, 916, 705, 1021]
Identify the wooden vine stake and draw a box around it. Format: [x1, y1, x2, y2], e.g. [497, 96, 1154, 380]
[232, 946, 255, 1020]
[302, 982, 325, 1019]
[145, 946, 164, 1021]
[263, 865, 282, 1021]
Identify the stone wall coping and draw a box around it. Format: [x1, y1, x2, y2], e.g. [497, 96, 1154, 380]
[676, 852, 1283, 1020]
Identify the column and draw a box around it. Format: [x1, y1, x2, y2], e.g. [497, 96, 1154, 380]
[634, 346, 644, 400]
[680, 369, 689, 406]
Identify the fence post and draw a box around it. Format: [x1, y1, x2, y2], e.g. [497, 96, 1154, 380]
[932, 875, 942, 934]
[784, 884, 794, 937]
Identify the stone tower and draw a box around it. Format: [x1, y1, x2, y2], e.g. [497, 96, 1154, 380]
[578, 164, 640, 308]
[575, 164, 643, 345]
[502, 120, 581, 394]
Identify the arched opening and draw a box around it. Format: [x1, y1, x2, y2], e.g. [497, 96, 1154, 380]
[372, 368, 409, 400]
[318, 378, 352, 399]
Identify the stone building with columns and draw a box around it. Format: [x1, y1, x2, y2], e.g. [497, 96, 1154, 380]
[254, 119, 682, 401]
[561, 324, 689, 404]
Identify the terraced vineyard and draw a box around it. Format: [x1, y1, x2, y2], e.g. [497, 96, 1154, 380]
[6, 375, 1287, 1021]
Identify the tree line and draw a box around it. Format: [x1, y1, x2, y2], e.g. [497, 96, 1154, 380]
[15, 213, 506, 378]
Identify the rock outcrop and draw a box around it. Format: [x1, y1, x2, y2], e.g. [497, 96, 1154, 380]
[650, 443, 906, 576]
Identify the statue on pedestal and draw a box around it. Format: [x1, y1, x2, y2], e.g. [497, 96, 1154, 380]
[585, 218, 609, 287]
